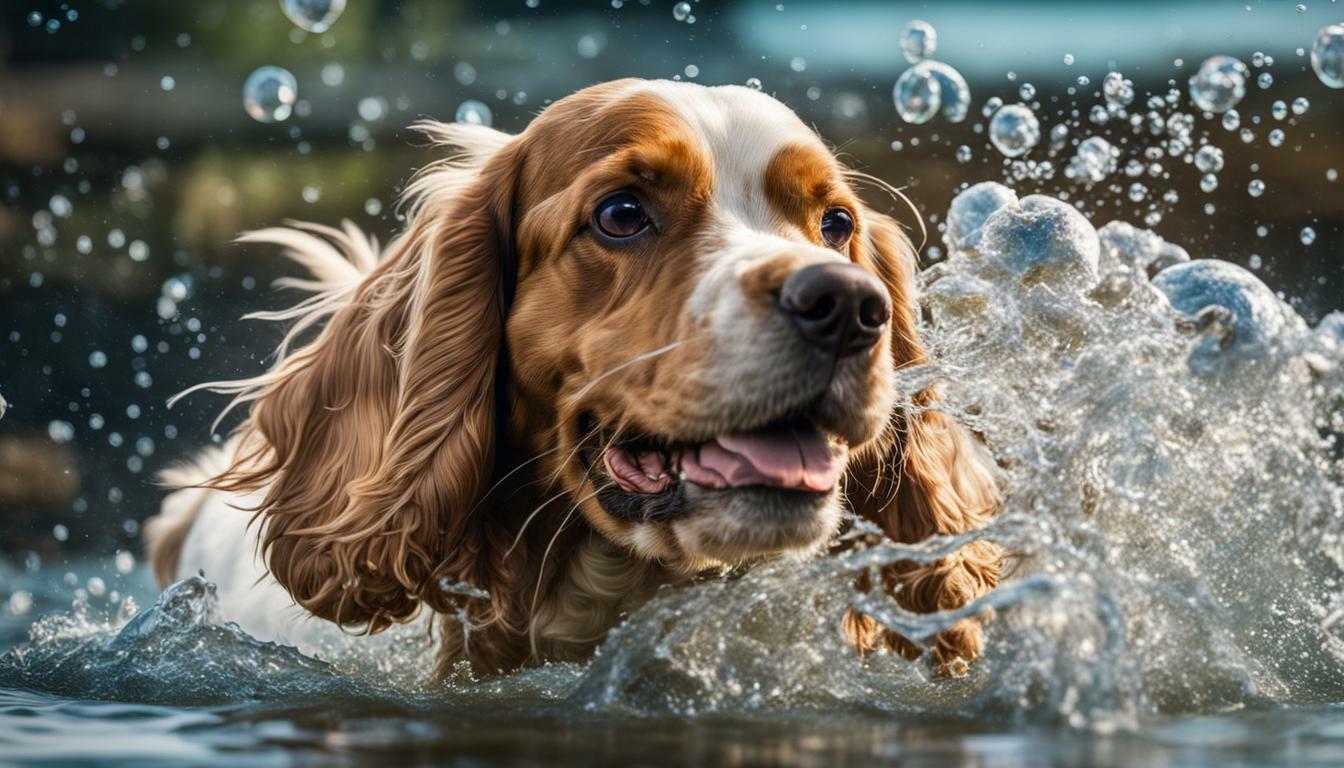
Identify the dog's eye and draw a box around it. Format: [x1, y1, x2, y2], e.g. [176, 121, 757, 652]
[594, 192, 649, 239]
[820, 208, 854, 247]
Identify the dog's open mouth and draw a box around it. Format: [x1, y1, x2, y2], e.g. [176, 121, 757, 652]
[602, 421, 843, 494]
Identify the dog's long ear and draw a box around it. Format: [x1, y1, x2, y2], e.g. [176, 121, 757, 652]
[852, 209, 1000, 543]
[205, 123, 522, 631]
[846, 208, 1001, 669]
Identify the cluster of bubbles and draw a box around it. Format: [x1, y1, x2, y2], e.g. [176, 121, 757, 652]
[892, 20, 971, 125]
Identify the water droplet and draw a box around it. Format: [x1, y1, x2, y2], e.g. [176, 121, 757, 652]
[1189, 55, 1249, 113]
[988, 103, 1041, 158]
[1195, 145, 1225, 173]
[1257, 72, 1274, 89]
[281, 0, 346, 33]
[1103, 71, 1135, 107]
[321, 62, 345, 87]
[7, 591, 32, 616]
[115, 551, 136, 575]
[242, 66, 298, 123]
[454, 99, 493, 126]
[1200, 173, 1219, 193]
[1268, 128, 1285, 147]
[1063, 53, 1075, 65]
[89, 351, 107, 369]
[1271, 100, 1288, 120]
[1221, 110, 1241, 130]
[1312, 25, 1344, 88]
[1301, 226, 1317, 245]
[1247, 178, 1266, 197]
[1128, 182, 1148, 202]
[357, 96, 387, 122]
[52, 523, 69, 542]
[1067, 136, 1115, 183]
[1291, 96, 1310, 115]
[900, 20, 937, 64]
[673, 1, 691, 21]
[955, 144, 972, 163]
[1297, 3, 1307, 13]
[745, 77, 762, 91]
[1019, 82, 1036, 101]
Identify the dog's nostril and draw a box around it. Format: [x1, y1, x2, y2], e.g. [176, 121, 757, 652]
[779, 262, 890, 358]
[858, 296, 890, 329]
[797, 294, 837, 322]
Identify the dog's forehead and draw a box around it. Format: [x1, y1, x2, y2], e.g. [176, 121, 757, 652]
[623, 80, 829, 220]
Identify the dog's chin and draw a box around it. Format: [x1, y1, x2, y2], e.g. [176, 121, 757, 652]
[672, 484, 845, 564]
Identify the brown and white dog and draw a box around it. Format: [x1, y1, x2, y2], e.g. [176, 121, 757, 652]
[145, 79, 1001, 679]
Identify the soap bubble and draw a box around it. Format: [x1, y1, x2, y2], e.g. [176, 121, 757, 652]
[454, 99, 492, 126]
[945, 181, 1018, 250]
[900, 20, 937, 64]
[1257, 72, 1273, 89]
[1292, 96, 1310, 115]
[1311, 25, 1344, 88]
[988, 103, 1040, 158]
[1067, 136, 1116, 183]
[1271, 100, 1288, 120]
[1247, 179, 1265, 197]
[893, 64, 940, 124]
[1188, 55, 1248, 113]
[280, 0, 346, 34]
[977, 195, 1101, 290]
[1102, 72, 1135, 107]
[672, 2, 691, 22]
[1194, 145, 1224, 173]
[1019, 82, 1036, 101]
[242, 66, 298, 123]
[923, 61, 971, 122]
[893, 60, 970, 124]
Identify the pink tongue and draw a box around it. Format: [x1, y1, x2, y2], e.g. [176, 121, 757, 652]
[680, 423, 842, 492]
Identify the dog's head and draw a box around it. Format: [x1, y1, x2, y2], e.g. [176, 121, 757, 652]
[215, 80, 933, 633]
[501, 80, 922, 568]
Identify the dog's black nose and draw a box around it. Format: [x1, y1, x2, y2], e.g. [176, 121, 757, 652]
[779, 263, 891, 357]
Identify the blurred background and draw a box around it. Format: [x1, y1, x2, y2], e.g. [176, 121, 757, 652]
[1, 0, 1340, 567]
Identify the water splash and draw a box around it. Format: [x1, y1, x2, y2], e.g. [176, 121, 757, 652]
[8, 177, 1343, 731]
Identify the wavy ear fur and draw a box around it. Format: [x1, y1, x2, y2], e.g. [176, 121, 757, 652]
[845, 208, 1003, 673]
[187, 122, 522, 632]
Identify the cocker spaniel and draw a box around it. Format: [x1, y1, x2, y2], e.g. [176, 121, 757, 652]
[145, 79, 1001, 678]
